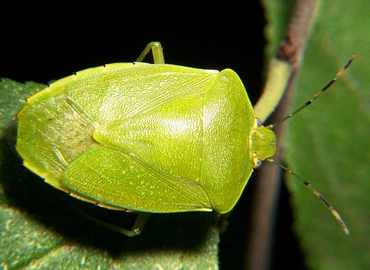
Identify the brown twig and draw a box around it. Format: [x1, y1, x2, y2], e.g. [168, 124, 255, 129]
[244, 1, 318, 270]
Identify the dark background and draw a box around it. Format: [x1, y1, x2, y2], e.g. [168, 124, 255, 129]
[1, 2, 304, 269]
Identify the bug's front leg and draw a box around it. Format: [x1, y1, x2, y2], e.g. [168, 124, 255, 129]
[136, 41, 165, 64]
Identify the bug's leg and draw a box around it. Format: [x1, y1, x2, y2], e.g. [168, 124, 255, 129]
[130, 213, 149, 235]
[136, 41, 165, 64]
[89, 213, 149, 237]
[217, 213, 231, 233]
[75, 207, 149, 237]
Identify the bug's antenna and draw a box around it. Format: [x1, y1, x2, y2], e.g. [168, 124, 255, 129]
[266, 55, 356, 129]
[268, 158, 350, 235]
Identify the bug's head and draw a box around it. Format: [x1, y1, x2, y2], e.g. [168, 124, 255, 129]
[250, 118, 277, 168]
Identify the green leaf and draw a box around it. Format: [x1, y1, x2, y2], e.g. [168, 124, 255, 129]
[284, 2, 370, 269]
[261, 0, 295, 59]
[0, 79, 219, 269]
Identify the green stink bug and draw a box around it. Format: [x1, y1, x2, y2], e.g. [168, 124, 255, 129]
[16, 42, 353, 236]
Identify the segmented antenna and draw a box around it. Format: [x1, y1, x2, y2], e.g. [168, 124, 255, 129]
[268, 159, 350, 235]
[266, 55, 356, 130]
[267, 56, 355, 235]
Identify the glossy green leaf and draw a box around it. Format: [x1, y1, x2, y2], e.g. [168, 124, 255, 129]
[284, 1, 370, 269]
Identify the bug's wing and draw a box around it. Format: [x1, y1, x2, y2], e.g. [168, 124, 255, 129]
[67, 64, 219, 123]
[61, 64, 218, 212]
[62, 147, 212, 213]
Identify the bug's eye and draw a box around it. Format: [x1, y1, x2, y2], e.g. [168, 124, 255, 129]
[255, 159, 262, 168]
[256, 118, 262, 127]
